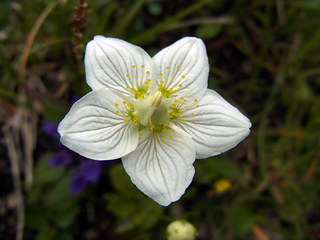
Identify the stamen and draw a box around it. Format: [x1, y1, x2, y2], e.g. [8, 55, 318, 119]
[115, 103, 118, 107]
[141, 65, 144, 68]
[179, 84, 183, 88]
[132, 65, 135, 68]
[140, 132, 144, 136]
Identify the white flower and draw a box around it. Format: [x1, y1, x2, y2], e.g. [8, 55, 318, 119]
[58, 36, 251, 206]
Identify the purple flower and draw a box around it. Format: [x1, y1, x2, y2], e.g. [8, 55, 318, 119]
[69, 160, 103, 194]
[43, 121, 59, 136]
[48, 150, 73, 167]
[81, 161, 102, 182]
[70, 170, 88, 194]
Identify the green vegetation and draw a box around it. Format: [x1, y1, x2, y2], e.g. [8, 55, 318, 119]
[1, 0, 320, 239]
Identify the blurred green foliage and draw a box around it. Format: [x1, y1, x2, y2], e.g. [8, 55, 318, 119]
[1, 0, 320, 239]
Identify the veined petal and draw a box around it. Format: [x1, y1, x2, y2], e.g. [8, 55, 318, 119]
[58, 88, 139, 160]
[177, 89, 251, 159]
[122, 131, 195, 206]
[153, 37, 209, 100]
[85, 36, 153, 97]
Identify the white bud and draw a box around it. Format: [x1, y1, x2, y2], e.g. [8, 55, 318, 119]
[166, 220, 198, 240]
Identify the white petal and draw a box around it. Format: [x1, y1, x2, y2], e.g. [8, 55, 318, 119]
[178, 89, 251, 159]
[153, 37, 209, 100]
[122, 131, 195, 206]
[85, 36, 153, 97]
[58, 88, 139, 160]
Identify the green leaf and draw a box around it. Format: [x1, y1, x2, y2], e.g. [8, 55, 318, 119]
[34, 154, 65, 185]
[25, 206, 48, 230]
[54, 206, 79, 228]
[36, 224, 57, 240]
[43, 100, 68, 121]
[196, 24, 222, 40]
[45, 171, 72, 205]
[109, 164, 142, 199]
[195, 158, 243, 184]
[228, 201, 254, 235]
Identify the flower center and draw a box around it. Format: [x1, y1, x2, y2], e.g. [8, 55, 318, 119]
[115, 65, 200, 142]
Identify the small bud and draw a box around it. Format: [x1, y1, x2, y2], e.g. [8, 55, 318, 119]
[166, 220, 198, 240]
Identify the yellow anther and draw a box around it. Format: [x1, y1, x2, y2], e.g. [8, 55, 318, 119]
[170, 129, 174, 133]
[127, 103, 133, 107]
[126, 74, 129, 78]
[184, 99, 187, 102]
[145, 86, 149, 90]
[159, 73, 163, 77]
[167, 66, 170, 70]
[177, 66, 180, 69]
[163, 141, 167, 144]
[172, 104, 176, 108]
[159, 121, 162, 125]
[173, 90, 177, 94]
[166, 122, 170, 126]
[179, 84, 183, 88]
[182, 75, 186, 79]
[160, 80, 164, 84]
[126, 86, 130, 89]
[147, 79, 151, 82]
[148, 117, 151, 122]
[132, 65, 135, 68]
[115, 103, 118, 107]
[124, 119, 127, 122]
[169, 88, 173, 92]
[191, 113, 195, 117]
[140, 132, 144, 136]
[194, 99, 198, 103]
[180, 97, 184, 101]
[131, 107, 135, 111]
[196, 105, 199, 108]
[133, 122, 138, 126]
[134, 116, 139, 121]
[141, 65, 144, 68]
[145, 81, 149, 85]
[146, 71, 150, 75]
[174, 100, 179, 104]
[181, 119, 186, 123]
[116, 111, 119, 114]
[169, 136, 173, 139]
[123, 101, 127, 105]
